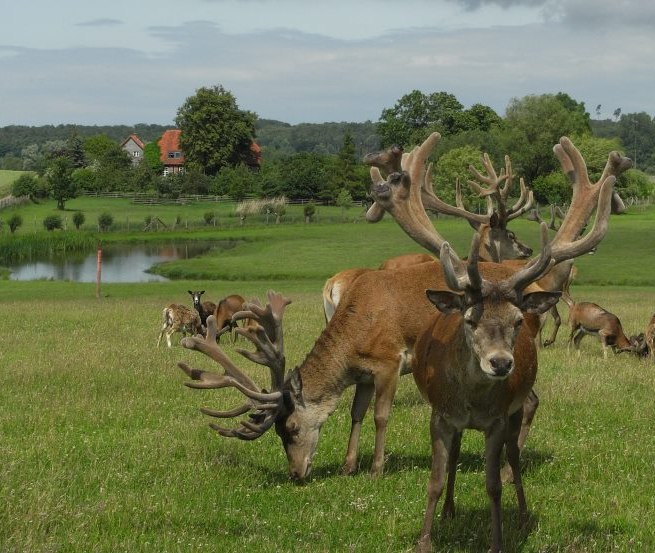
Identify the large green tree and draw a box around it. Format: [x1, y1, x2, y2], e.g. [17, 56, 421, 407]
[500, 93, 592, 182]
[175, 85, 257, 176]
[46, 156, 75, 209]
[377, 90, 500, 148]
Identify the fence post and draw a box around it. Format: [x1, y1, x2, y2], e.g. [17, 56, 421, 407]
[96, 246, 102, 299]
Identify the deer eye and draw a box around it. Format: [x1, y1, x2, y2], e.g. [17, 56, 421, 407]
[514, 317, 524, 329]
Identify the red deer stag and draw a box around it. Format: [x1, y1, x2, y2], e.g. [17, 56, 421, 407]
[365, 136, 614, 552]
[176, 133, 614, 491]
[157, 304, 202, 348]
[563, 294, 636, 358]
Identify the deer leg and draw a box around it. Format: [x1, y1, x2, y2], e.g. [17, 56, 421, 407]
[342, 382, 375, 475]
[505, 408, 528, 526]
[416, 413, 453, 553]
[543, 305, 562, 347]
[370, 370, 399, 476]
[501, 388, 539, 484]
[441, 430, 462, 519]
[166, 329, 174, 348]
[485, 421, 506, 553]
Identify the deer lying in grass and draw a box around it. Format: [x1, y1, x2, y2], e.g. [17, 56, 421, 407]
[188, 290, 217, 332]
[176, 134, 615, 496]
[157, 304, 202, 348]
[563, 294, 636, 358]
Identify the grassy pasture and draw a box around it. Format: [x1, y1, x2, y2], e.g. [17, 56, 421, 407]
[1, 206, 655, 552]
[0, 170, 24, 196]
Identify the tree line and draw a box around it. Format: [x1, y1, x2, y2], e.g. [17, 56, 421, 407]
[2, 85, 653, 211]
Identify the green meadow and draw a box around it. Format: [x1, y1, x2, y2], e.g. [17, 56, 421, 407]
[1, 198, 655, 552]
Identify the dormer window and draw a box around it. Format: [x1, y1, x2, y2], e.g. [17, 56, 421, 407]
[167, 151, 182, 159]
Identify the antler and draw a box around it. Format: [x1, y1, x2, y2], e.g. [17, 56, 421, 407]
[552, 137, 631, 247]
[177, 290, 292, 441]
[467, 154, 534, 226]
[368, 134, 615, 292]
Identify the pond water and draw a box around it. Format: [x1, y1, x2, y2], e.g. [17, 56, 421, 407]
[8, 242, 219, 282]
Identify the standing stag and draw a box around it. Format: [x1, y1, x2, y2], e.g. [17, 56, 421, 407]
[176, 133, 618, 495]
[365, 133, 614, 552]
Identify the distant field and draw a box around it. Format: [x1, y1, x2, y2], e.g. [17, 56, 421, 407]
[0, 169, 24, 196]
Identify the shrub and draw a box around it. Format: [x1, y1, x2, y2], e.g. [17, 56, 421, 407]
[98, 212, 113, 231]
[8, 214, 22, 234]
[72, 211, 85, 230]
[43, 215, 63, 231]
[203, 211, 216, 225]
[303, 202, 316, 223]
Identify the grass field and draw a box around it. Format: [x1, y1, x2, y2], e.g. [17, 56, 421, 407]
[0, 170, 24, 196]
[1, 201, 655, 552]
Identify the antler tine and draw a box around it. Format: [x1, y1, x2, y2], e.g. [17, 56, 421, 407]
[180, 316, 261, 392]
[550, 175, 614, 263]
[507, 179, 534, 221]
[506, 222, 554, 293]
[551, 136, 623, 247]
[368, 133, 463, 261]
[420, 168, 490, 225]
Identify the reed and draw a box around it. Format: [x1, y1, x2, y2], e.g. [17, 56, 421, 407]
[0, 231, 98, 263]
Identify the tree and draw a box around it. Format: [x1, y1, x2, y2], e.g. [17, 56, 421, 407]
[175, 84, 257, 176]
[84, 134, 117, 165]
[11, 173, 39, 198]
[43, 214, 63, 231]
[46, 156, 76, 209]
[501, 93, 592, 182]
[377, 90, 499, 148]
[336, 188, 353, 220]
[278, 153, 327, 200]
[432, 145, 485, 208]
[98, 212, 113, 231]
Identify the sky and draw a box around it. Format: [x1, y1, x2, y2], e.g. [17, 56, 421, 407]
[1, 0, 653, 127]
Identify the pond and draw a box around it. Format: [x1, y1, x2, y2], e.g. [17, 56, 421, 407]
[8, 241, 224, 282]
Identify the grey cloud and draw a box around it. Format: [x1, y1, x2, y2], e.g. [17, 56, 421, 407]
[446, 0, 546, 10]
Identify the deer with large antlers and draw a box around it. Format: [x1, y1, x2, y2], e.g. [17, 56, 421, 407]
[176, 133, 620, 498]
[365, 132, 615, 552]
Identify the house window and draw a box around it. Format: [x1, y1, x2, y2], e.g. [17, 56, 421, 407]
[133, 151, 140, 157]
[167, 151, 181, 159]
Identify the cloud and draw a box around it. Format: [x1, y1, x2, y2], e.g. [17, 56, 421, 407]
[1, 14, 653, 126]
[75, 18, 123, 27]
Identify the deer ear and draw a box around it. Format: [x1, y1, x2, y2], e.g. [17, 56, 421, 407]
[426, 290, 464, 314]
[200, 290, 205, 295]
[188, 290, 193, 295]
[520, 291, 561, 315]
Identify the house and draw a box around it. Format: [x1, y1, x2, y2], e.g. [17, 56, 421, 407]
[159, 129, 185, 176]
[120, 134, 145, 165]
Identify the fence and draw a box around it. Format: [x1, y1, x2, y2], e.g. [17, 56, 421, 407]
[0, 195, 30, 211]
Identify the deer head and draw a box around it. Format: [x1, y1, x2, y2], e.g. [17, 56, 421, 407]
[188, 290, 205, 309]
[177, 291, 322, 482]
[426, 226, 560, 379]
[364, 139, 534, 262]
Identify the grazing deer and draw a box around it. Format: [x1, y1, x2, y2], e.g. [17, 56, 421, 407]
[645, 313, 655, 360]
[157, 304, 202, 348]
[176, 133, 615, 495]
[563, 294, 636, 358]
[213, 294, 255, 342]
[365, 134, 614, 553]
[188, 290, 217, 331]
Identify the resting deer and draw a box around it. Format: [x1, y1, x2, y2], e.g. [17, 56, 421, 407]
[157, 304, 202, 348]
[188, 290, 217, 332]
[176, 133, 615, 492]
[563, 294, 636, 358]
[364, 135, 614, 552]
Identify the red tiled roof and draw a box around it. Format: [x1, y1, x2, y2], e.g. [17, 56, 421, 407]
[159, 129, 184, 165]
[121, 133, 145, 150]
